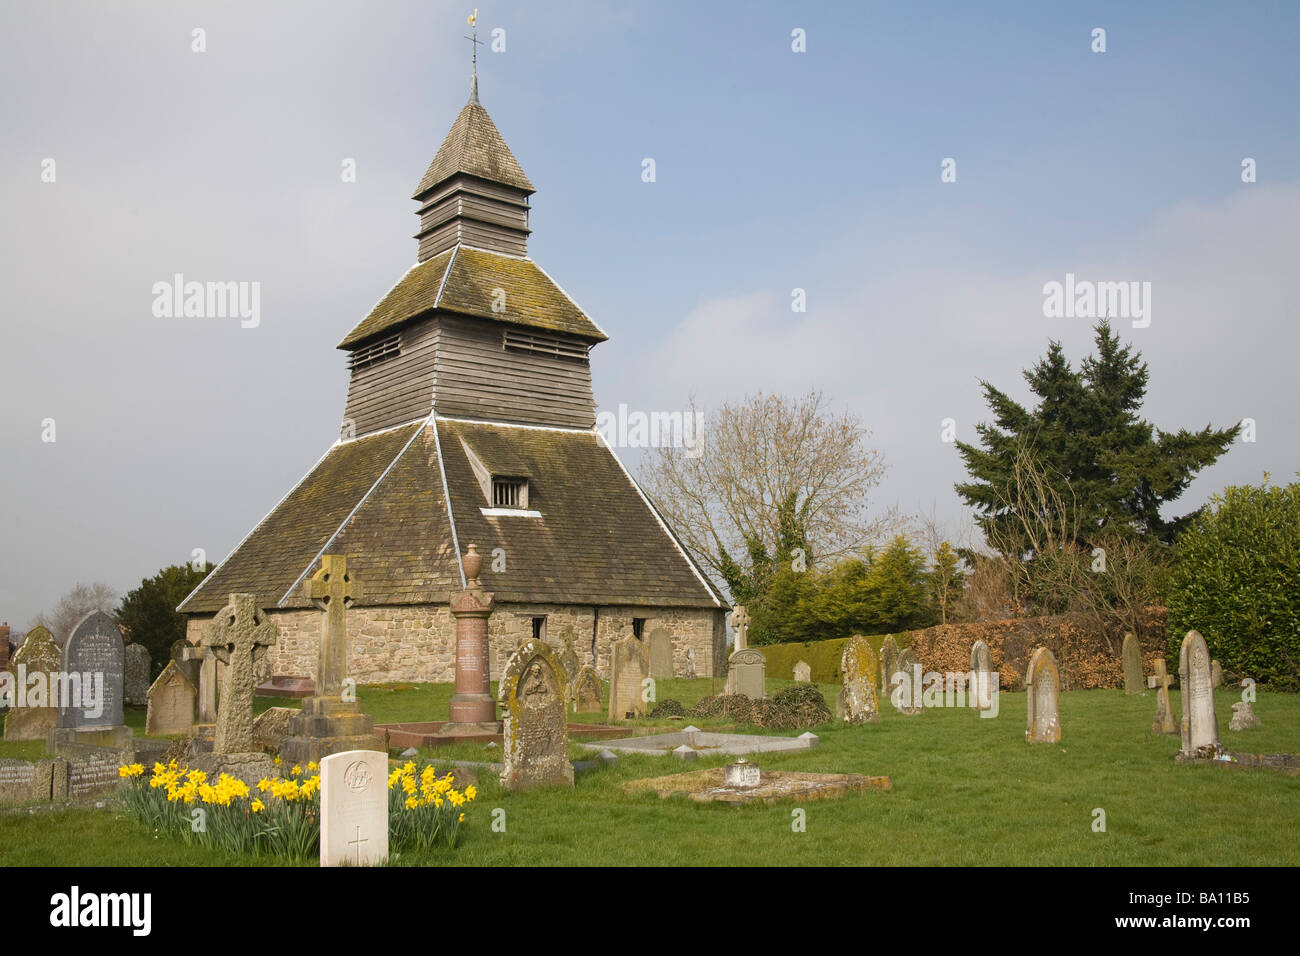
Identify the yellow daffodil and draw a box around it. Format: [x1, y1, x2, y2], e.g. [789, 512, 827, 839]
[251, 799, 265, 813]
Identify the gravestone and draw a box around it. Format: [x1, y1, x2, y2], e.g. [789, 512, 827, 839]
[1229, 700, 1260, 731]
[608, 634, 649, 721]
[3, 626, 61, 741]
[201, 593, 277, 754]
[51, 611, 132, 750]
[572, 665, 603, 713]
[1211, 659, 1223, 689]
[124, 643, 151, 706]
[559, 640, 579, 684]
[444, 545, 497, 733]
[281, 556, 385, 762]
[170, 639, 200, 686]
[892, 646, 922, 715]
[1024, 646, 1061, 743]
[647, 628, 673, 679]
[181, 644, 217, 723]
[793, 661, 811, 683]
[320, 749, 388, 867]
[835, 636, 879, 724]
[685, 647, 697, 680]
[1178, 630, 1220, 756]
[500, 639, 573, 790]
[145, 661, 196, 736]
[879, 635, 900, 697]
[730, 606, 751, 652]
[970, 640, 993, 710]
[1121, 632, 1143, 695]
[724, 648, 766, 700]
[1150, 658, 1178, 735]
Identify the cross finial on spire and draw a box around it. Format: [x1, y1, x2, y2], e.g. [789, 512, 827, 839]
[465, 8, 483, 104]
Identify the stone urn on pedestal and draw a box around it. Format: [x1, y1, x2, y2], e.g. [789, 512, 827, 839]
[440, 544, 503, 736]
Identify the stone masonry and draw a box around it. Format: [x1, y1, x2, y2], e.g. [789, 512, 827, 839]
[187, 603, 722, 685]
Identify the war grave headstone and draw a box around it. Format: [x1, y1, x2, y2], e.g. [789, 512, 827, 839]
[609, 633, 649, 721]
[281, 556, 385, 762]
[320, 749, 388, 867]
[793, 660, 811, 683]
[572, 664, 603, 713]
[835, 635, 879, 724]
[1177, 630, 1220, 759]
[879, 635, 900, 697]
[647, 627, 673, 679]
[3, 625, 62, 741]
[1024, 646, 1061, 743]
[50, 610, 132, 751]
[724, 648, 767, 700]
[970, 639, 994, 710]
[1121, 632, 1143, 695]
[500, 639, 573, 790]
[145, 661, 197, 736]
[1150, 658, 1178, 735]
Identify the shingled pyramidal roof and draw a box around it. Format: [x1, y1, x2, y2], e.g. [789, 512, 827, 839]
[180, 81, 724, 616]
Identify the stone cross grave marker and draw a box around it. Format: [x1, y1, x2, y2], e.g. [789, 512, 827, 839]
[201, 593, 277, 754]
[559, 640, 579, 684]
[1178, 630, 1219, 756]
[500, 639, 573, 790]
[608, 634, 648, 721]
[124, 643, 151, 706]
[970, 639, 994, 710]
[146, 660, 197, 736]
[836, 635, 879, 724]
[305, 554, 361, 699]
[320, 749, 388, 867]
[1150, 658, 1177, 735]
[180, 644, 217, 723]
[1025, 646, 1061, 743]
[647, 627, 673, 679]
[793, 660, 811, 683]
[3, 626, 61, 741]
[1121, 633, 1143, 695]
[879, 635, 900, 697]
[57, 611, 125, 729]
[730, 606, 751, 652]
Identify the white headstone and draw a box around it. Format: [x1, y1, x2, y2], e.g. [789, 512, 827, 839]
[320, 749, 388, 867]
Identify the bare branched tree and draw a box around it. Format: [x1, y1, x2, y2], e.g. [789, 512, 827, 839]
[31, 581, 118, 646]
[638, 390, 895, 593]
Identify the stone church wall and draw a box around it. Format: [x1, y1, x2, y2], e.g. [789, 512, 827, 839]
[185, 603, 723, 685]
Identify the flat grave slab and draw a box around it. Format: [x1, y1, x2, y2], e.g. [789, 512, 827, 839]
[580, 726, 818, 758]
[624, 767, 891, 806]
[255, 675, 315, 699]
[376, 721, 634, 750]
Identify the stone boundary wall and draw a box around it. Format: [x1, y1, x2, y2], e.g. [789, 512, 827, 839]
[187, 604, 724, 685]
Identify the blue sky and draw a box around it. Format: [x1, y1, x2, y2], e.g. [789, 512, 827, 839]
[2, 1, 1297, 628]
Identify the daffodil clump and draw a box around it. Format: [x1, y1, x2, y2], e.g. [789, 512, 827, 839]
[387, 761, 476, 850]
[118, 759, 322, 860]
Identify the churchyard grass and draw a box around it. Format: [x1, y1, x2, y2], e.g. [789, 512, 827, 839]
[1, 682, 1296, 866]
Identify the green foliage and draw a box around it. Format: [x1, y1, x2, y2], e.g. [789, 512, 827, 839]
[760, 634, 912, 684]
[717, 490, 810, 606]
[929, 542, 965, 624]
[116, 563, 214, 679]
[1168, 478, 1300, 687]
[750, 535, 935, 645]
[955, 323, 1238, 549]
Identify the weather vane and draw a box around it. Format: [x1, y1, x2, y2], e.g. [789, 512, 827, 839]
[465, 9, 483, 81]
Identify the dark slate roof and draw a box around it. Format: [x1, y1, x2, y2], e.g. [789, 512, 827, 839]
[440, 420, 724, 607]
[338, 245, 607, 349]
[413, 98, 534, 198]
[180, 420, 724, 614]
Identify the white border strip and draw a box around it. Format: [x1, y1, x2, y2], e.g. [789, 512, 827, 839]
[277, 418, 431, 606]
[431, 419, 466, 589]
[480, 507, 542, 518]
